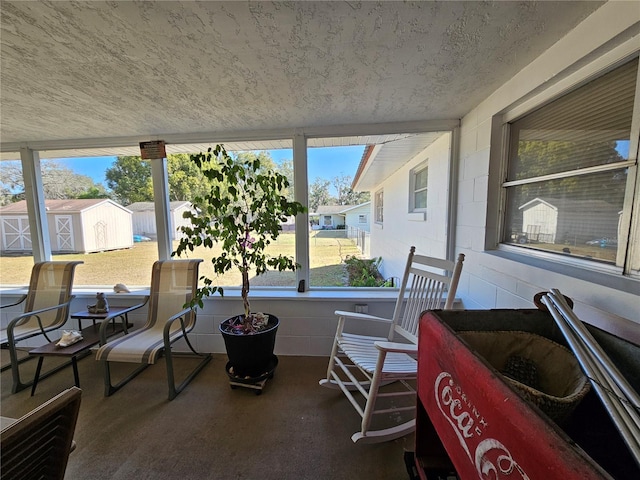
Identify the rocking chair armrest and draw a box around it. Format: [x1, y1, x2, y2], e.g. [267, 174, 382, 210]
[7, 296, 75, 331]
[334, 310, 392, 324]
[374, 341, 417, 354]
[0, 295, 27, 309]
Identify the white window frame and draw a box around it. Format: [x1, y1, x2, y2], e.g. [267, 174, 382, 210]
[374, 189, 384, 225]
[496, 52, 640, 282]
[409, 162, 428, 213]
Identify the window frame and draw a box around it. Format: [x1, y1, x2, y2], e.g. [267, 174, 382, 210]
[409, 162, 428, 213]
[496, 54, 640, 281]
[374, 189, 384, 225]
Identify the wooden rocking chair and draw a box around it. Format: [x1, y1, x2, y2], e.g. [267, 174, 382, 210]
[319, 247, 464, 443]
[95, 259, 211, 400]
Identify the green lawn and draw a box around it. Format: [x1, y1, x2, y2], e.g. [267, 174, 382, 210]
[0, 230, 362, 288]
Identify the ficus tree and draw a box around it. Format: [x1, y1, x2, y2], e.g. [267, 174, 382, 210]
[172, 145, 306, 333]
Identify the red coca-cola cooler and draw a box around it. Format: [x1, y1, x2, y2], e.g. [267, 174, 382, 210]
[415, 309, 640, 480]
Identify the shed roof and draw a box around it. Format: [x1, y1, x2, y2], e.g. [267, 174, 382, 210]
[0, 199, 130, 215]
[127, 201, 191, 212]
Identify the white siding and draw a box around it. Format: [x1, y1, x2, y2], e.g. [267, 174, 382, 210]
[132, 204, 192, 240]
[132, 210, 158, 239]
[521, 203, 557, 244]
[370, 132, 452, 281]
[80, 204, 133, 253]
[344, 206, 370, 232]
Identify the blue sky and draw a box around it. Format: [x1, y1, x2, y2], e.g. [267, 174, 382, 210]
[52, 145, 365, 189]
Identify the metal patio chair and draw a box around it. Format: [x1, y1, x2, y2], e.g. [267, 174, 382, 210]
[95, 259, 211, 400]
[319, 246, 464, 443]
[1, 261, 83, 393]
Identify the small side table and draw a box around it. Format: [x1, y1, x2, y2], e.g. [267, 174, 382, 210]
[29, 323, 125, 395]
[71, 304, 144, 333]
[28, 302, 147, 395]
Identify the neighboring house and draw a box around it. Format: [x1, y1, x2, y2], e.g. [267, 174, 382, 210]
[342, 202, 371, 233]
[310, 204, 370, 230]
[127, 201, 193, 240]
[0, 199, 132, 254]
[310, 205, 348, 229]
[518, 198, 620, 245]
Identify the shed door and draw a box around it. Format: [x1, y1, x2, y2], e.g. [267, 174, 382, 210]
[1, 217, 31, 250]
[55, 215, 74, 251]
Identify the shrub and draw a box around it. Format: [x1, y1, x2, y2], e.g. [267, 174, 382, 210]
[344, 256, 389, 287]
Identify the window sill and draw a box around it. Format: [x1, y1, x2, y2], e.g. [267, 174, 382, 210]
[489, 248, 640, 295]
[0, 286, 400, 302]
[407, 212, 426, 222]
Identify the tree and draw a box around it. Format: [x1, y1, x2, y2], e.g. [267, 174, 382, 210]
[77, 185, 111, 199]
[514, 139, 626, 206]
[167, 154, 214, 201]
[0, 159, 109, 202]
[275, 158, 295, 202]
[105, 156, 153, 205]
[309, 177, 333, 212]
[173, 145, 306, 327]
[331, 173, 370, 205]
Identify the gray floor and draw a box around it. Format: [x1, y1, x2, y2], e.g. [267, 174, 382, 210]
[1, 350, 413, 479]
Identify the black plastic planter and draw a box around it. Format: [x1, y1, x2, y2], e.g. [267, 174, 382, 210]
[219, 313, 279, 379]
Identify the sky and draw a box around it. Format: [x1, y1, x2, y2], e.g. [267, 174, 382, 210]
[51, 145, 366, 190]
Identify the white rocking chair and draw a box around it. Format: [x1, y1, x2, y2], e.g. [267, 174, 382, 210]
[319, 247, 464, 443]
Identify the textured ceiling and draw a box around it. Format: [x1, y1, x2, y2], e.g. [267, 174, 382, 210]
[0, 0, 604, 155]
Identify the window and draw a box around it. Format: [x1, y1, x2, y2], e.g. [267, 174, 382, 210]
[410, 163, 428, 212]
[0, 155, 159, 287]
[375, 190, 384, 224]
[502, 58, 639, 278]
[358, 214, 367, 224]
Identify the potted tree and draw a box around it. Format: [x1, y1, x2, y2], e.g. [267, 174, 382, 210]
[173, 145, 306, 386]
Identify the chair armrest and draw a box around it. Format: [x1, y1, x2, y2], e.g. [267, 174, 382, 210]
[163, 308, 193, 339]
[0, 295, 27, 310]
[7, 296, 75, 332]
[334, 310, 392, 324]
[374, 341, 417, 354]
[98, 297, 149, 344]
[117, 298, 149, 315]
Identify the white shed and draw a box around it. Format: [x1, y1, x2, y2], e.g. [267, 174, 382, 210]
[0, 199, 133, 254]
[519, 197, 620, 245]
[127, 201, 193, 240]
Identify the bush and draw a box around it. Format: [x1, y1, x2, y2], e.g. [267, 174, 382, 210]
[344, 256, 389, 287]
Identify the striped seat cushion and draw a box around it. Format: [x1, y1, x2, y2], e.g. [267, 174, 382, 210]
[95, 320, 189, 364]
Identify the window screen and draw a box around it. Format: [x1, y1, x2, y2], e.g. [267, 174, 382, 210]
[503, 58, 638, 267]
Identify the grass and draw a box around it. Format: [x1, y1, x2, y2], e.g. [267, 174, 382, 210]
[0, 230, 362, 288]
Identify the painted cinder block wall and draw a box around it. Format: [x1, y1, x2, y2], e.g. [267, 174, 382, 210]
[453, 3, 639, 330]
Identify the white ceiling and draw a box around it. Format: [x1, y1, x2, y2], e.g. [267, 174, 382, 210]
[0, 1, 604, 184]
